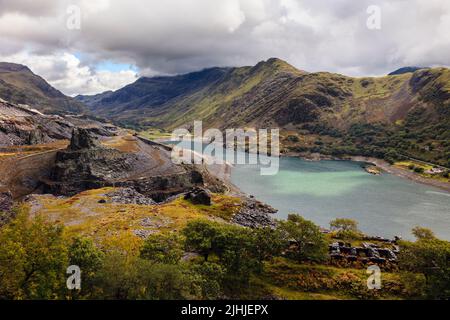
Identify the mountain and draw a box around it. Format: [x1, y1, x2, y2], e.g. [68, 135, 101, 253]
[0, 62, 87, 115]
[75, 59, 450, 167]
[388, 66, 425, 75]
[77, 58, 305, 128]
[77, 59, 448, 130]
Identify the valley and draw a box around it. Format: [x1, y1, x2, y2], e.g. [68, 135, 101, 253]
[78, 58, 450, 170]
[0, 60, 449, 300]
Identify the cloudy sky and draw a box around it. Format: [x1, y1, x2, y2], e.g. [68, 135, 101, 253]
[1, 0, 449, 96]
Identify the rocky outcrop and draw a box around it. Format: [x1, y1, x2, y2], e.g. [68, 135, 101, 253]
[232, 198, 277, 228]
[105, 187, 156, 205]
[184, 187, 212, 205]
[44, 129, 223, 200]
[0, 100, 117, 147]
[69, 127, 100, 150]
[45, 128, 137, 195]
[329, 240, 399, 266]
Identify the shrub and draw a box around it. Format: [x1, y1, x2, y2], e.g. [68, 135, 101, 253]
[286, 135, 300, 143]
[414, 167, 425, 173]
[0, 209, 68, 299]
[329, 218, 362, 240]
[278, 214, 328, 263]
[140, 233, 184, 264]
[398, 228, 450, 299]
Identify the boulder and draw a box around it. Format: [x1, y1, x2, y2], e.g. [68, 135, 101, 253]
[184, 187, 212, 205]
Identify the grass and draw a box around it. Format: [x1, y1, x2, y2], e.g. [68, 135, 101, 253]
[23, 187, 424, 300]
[394, 160, 450, 182]
[257, 257, 409, 300]
[138, 129, 172, 141]
[101, 133, 139, 152]
[27, 187, 242, 251]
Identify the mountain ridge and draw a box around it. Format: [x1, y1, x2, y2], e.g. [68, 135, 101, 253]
[76, 58, 450, 166]
[1, 59, 448, 166]
[0, 62, 87, 115]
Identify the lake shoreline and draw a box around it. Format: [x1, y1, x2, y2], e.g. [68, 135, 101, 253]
[155, 137, 449, 193]
[282, 151, 450, 193]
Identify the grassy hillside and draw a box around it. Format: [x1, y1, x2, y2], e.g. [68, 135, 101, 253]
[78, 59, 450, 166]
[0, 62, 87, 115]
[12, 188, 432, 300]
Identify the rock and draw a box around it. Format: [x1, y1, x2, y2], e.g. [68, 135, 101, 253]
[140, 217, 171, 228]
[0, 190, 13, 212]
[69, 127, 100, 150]
[0, 190, 14, 226]
[44, 128, 219, 199]
[182, 252, 201, 262]
[364, 165, 381, 175]
[133, 229, 156, 239]
[184, 187, 212, 205]
[0, 100, 118, 147]
[106, 187, 156, 205]
[27, 130, 46, 145]
[232, 198, 277, 228]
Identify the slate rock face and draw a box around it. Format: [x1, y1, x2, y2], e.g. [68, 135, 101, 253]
[45, 128, 136, 195]
[69, 128, 100, 150]
[44, 128, 218, 200]
[0, 100, 117, 147]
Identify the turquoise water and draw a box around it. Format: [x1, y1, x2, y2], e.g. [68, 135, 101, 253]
[232, 157, 450, 240]
[166, 140, 450, 240]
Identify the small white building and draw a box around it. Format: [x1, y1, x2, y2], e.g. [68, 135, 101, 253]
[425, 167, 444, 175]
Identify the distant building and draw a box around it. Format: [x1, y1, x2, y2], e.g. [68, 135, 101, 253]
[425, 167, 444, 175]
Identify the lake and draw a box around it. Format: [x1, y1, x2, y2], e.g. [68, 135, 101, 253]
[232, 157, 450, 240]
[166, 140, 450, 240]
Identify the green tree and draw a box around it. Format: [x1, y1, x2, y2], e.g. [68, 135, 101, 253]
[137, 261, 201, 300]
[0, 209, 68, 299]
[68, 236, 104, 299]
[182, 220, 261, 290]
[330, 218, 362, 240]
[215, 225, 259, 289]
[93, 251, 200, 300]
[251, 227, 287, 271]
[398, 228, 450, 299]
[278, 214, 328, 263]
[191, 262, 225, 299]
[411, 226, 436, 241]
[182, 220, 222, 261]
[140, 233, 184, 264]
[414, 167, 425, 173]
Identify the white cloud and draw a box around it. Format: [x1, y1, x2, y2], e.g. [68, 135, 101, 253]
[0, 51, 137, 96]
[0, 0, 449, 95]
